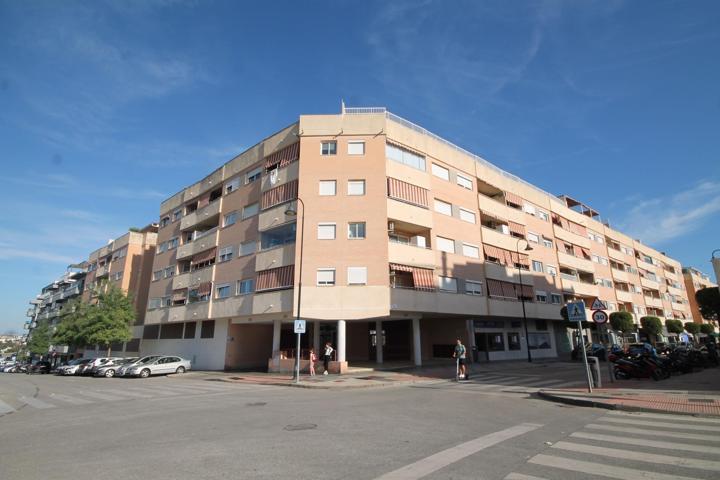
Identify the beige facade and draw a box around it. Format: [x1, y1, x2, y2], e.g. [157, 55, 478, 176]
[141, 108, 694, 371]
[682, 267, 718, 325]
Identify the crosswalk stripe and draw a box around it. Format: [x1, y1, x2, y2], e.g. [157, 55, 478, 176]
[102, 388, 153, 398]
[552, 441, 720, 471]
[607, 410, 720, 425]
[528, 454, 703, 480]
[0, 399, 15, 415]
[19, 396, 55, 409]
[49, 393, 93, 405]
[78, 391, 126, 401]
[570, 431, 720, 455]
[504, 473, 548, 480]
[584, 423, 720, 441]
[163, 383, 229, 392]
[598, 416, 720, 432]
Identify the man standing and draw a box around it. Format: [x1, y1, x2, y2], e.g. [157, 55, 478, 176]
[453, 338, 468, 380]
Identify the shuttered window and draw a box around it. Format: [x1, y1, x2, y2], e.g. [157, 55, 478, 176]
[261, 180, 298, 210]
[264, 142, 300, 171]
[387, 177, 428, 208]
[256, 265, 295, 291]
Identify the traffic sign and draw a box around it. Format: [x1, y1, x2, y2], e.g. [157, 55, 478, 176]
[567, 302, 586, 322]
[294, 320, 306, 334]
[591, 310, 608, 324]
[590, 298, 607, 311]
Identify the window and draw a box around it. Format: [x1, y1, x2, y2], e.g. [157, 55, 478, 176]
[465, 280, 484, 296]
[224, 211, 238, 227]
[347, 141, 365, 155]
[260, 223, 296, 250]
[386, 143, 426, 171]
[189, 285, 211, 303]
[347, 180, 365, 196]
[528, 332, 551, 350]
[242, 203, 259, 219]
[239, 240, 257, 256]
[431, 163, 450, 181]
[317, 223, 336, 240]
[317, 269, 336, 286]
[542, 237, 553, 248]
[347, 267, 367, 285]
[164, 266, 175, 278]
[537, 210, 549, 221]
[532, 260, 544, 273]
[508, 333, 521, 350]
[148, 298, 161, 309]
[216, 284, 231, 299]
[523, 203, 536, 215]
[459, 208, 476, 224]
[321, 141, 337, 155]
[173, 210, 182, 222]
[200, 320, 215, 339]
[113, 271, 123, 281]
[157, 242, 167, 254]
[237, 279, 254, 295]
[462, 243, 480, 258]
[456, 174, 472, 190]
[488, 333, 505, 351]
[438, 276, 458, 293]
[436, 236, 455, 254]
[527, 232, 540, 244]
[535, 319, 548, 330]
[319, 180, 337, 196]
[160, 216, 170, 228]
[434, 199, 452, 216]
[550, 293, 561, 304]
[348, 222, 366, 239]
[153, 270, 163, 281]
[168, 237, 179, 249]
[547, 265, 557, 276]
[225, 177, 240, 194]
[535, 291, 548, 303]
[218, 246, 234, 263]
[245, 167, 262, 184]
[607, 302, 616, 311]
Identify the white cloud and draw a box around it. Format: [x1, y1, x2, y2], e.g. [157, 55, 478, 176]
[0, 248, 77, 264]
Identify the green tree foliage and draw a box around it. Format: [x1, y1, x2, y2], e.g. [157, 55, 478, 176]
[700, 323, 716, 335]
[665, 319, 684, 334]
[640, 316, 663, 336]
[85, 286, 135, 356]
[53, 298, 91, 347]
[695, 287, 720, 321]
[26, 321, 51, 355]
[684, 322, 701, 335]
[609, 311, 635, 333]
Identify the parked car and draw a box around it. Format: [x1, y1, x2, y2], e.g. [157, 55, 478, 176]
[2, 362, 18, 373]
[120, 356, 191, 378]
[58, 358, 93, 375]
[80, 357, 122, 376]
[94, 357, 138, 378]
[28, 360, 52, 374]
[571, 343, 607, 361]
[116, 356, 162, 377]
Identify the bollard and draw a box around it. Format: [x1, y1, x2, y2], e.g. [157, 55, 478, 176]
[587, 356, 601, 388]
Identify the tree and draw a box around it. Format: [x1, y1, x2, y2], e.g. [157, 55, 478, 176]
[84, 286, 135, 357]
[665, 319, 684, 334]
[684, 322, 701, 335]
[53, 298, 92, 348]
[696, 288, 720, 321]
[26, 321, 51, 356]
[610, 311, 635, 334]
[640, 316, 663, 344]
[700, 323, 716, 335]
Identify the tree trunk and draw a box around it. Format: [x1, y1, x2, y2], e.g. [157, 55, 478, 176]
[107, 345, 111, 357]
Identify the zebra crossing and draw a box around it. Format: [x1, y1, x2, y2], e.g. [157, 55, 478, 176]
[0, 380, 272, 416]
[444, 373, 586, 397]
[504, 410, 720, 480]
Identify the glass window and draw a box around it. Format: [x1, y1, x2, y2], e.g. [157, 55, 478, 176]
[528, 332, 551, 350]
[438, 276, 458, 293]
[224, 211, 238, 227]
[465, 280, 483, 295]
[488, 333, 505, 351]
[153, 270, 163, 281]
[535, 291, 548, 303]
[532, 260, 543, 273]
[459, 208, 476, 224]
[456, 174, 472, 190]
[164, 266, 175, 278]
[216, 284, 231, 299]
[386, 144, 426, 171]
[537, 210, 549, 221]
[347, 141, 365, 155]
[542, 237, 553, 248]
[237, 279, 254, 295]
[550, 293, 561, 304]
[168, 237, 178, 249]
[242, 203, 259, 219]
[245, 167, 262, 184]
[317, 269, 336, 286]
[347, 267, 367, 285]
[431, 163, 450, 181]
[239, 240, 257, 256]
[218, 246, 234, 262]
[546, 265, 557, 276]
[173, 210, 182, 222]
[523, 203, 536, 215]
[225, 177, 241, 194]
[347, 180, 365, 196]
[462, 243, 480, 258]
[434, 199, 452, 216]
[260, 223, 296, 250]
[348, 222, 366, 239]
[321, 141, 337, 155]
[507, 332, 521, 350]
[535, 319, 548, 330]
[317, 223, 336, 240]
[527, 232, 540, 244]
[436, 236, 455, 254]
[319, 180, 336, 196]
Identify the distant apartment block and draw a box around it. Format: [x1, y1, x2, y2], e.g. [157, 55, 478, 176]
[682, 266, 718, 325]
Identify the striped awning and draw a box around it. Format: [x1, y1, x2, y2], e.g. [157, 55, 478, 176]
[172, 289, 187, 302]
[387, 177, 428, 208]
[580, 247, 591, 259]
[256, 265, 294, 291]
[519, 283, 534, 299]
[507, 221, 526, 237]
[389, 263, 414, 273]
[197, 192, 211, 209]
[261, 180, 298, 210]
[501, 281, 517, 298]
[197, 282, 212, 296]
[191, 247, 217, 265]
[569, 221, 587, 236]
[505, 191, 523, 206]
[487, 279, 505, 297]
[412, 267, 435, 291]
[264, 142, 300, 170]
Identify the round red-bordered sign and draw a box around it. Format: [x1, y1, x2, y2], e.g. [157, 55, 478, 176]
[592, 310, 608, 324]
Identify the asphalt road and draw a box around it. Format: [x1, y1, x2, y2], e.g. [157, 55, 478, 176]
[1, 372, 719, 480]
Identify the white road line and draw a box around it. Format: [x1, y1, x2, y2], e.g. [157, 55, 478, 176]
[528, 454, 703, 480]
[373, 423, 543, 480]
[49, 393, 93, 405]
[504, 473, 549, 480]
[584, 423, 720, 441]
[101, 388, 154, 399]
[552, 441, 720, 471]
[598, 416, 720, 432]
[19, 396, 55, 409]
[0, 399, 15, 415]
[606, 410, 720, 424]
[78, 391, 126, 401]
[570, 431, 720, 455]
[162, 383, 230, 391]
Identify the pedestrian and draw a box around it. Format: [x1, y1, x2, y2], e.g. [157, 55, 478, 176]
[309, 348, 317, 376]
[323, 342, 334, 375]
[453, 338, 468, 380]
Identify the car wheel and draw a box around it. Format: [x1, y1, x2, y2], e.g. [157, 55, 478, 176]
[104, 369, 115, 378]
[139, 369, 151, 378]
[175, 366, 186, 374]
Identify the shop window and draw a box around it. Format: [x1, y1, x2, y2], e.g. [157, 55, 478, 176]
[528, 332, 551, 350]
[507, 332, 521, 351]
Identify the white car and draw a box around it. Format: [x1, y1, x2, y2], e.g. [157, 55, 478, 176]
[121, 356, 191, 378]
[57, 358, 93, 375]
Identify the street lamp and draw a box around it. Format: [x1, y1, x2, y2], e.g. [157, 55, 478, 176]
[516, 238, 533, 363]
[285, 197, 305, 384]
[711, 249, 720, 288]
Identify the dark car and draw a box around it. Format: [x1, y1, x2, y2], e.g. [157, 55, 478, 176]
[571, 343, 607, 361]
[28, 360, 52, 374]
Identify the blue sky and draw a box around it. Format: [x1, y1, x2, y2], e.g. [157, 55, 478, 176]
[1, 0, 719, 333]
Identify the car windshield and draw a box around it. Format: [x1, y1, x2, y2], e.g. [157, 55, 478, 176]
[120, 358, 138, 365]
[66, 359, 83, 365]
[137, 356, 159, 364]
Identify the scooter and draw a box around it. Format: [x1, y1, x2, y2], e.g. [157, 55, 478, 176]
[610, 353, 667, 381]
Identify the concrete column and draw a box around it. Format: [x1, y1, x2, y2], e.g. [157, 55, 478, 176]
[272, 319, 281, 356]
[375, 319, 383, 364]
[337, 320, 346, 362]
[313, 321, 321, 350]
[466, 319, 476, 364]
[412, 317, 422, 366]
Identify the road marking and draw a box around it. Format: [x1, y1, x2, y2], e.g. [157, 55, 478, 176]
[598, 416, 720, 432]
[0, 399, 15, 415]
[19, 396, 55, 409]
[570, 432, 720, 455]
[584, 423, 720, 441]
[373, 423, 543, 480]
[504, 473, 548, 480]
[101, 388, 154, 399]
[78, 391, 125, 401]
[49, 393, 93, 405]
[528, 454, 703, 480]
[552, 441, 720, 471]
[606, 410, 720, 425]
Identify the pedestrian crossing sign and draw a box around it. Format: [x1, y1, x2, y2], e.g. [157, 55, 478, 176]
[567, 302, 586, 322]
[590, 298, 607, 311]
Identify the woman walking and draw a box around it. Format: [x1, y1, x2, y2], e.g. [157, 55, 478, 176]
[323, 342, 334, 375]
[309, 348, 317, 376]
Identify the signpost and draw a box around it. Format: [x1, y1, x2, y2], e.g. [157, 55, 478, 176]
[294, 320, 306, 383]
[591, 310, 608, 324]
[590, 298, 613, 384]
[568, 301, 593, 393]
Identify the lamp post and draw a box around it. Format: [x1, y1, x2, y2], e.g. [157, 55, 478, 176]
[712, 249, 720, 288]
[517, 238, 533, 363]
[285, 198, 305, 384]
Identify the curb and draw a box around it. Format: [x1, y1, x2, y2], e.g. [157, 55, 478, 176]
[537, 390, 720, 419]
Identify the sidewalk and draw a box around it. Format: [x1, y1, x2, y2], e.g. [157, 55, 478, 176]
[539, 367, 720, 417]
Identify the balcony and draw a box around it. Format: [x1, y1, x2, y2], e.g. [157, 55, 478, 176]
[176, 228, 219, 260]
[387, 199, 433, 229]
[480, 226, 521, 252]
[212, 295, 253, 318]
[261, 161, 299, 191]
[172, 268, 214, 290]
[477, 194, 525, 225]
[560, 276, 599, 297]
[552, 225, 591, 249]
[391, 287, 488, 315]
[252, 288, 294, 315]
[95, 265, 109, 277]
[607, 247, 625, 263]
[484, 262, 533, 285]
[645, 296, 663, 308]
[616, 289, 633, 303]
[388, 241, 434, 269]
[183, 167, 224, 203]
[667, 285, 684, 297]
[611, 268, 629, 282]
[557, 251, 594, 273]
[640, 276, 660, 290]
[180, 199, 221, 231]
[256, 244, 296, 272]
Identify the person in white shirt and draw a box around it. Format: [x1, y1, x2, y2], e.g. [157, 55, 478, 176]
[323, 342, 334, 375]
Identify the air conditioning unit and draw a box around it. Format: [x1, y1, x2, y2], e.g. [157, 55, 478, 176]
[411, 236, 426, 248]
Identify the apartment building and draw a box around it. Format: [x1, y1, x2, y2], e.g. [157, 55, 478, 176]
[682, 267, 718, 325]
[81, 225, 158, 357]
[142, 107, 692, 371]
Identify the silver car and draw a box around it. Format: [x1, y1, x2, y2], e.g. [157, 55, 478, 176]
[94, 357, 138, 378]
[116, 355, 162, 377]
[123, 356, 191, 378]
